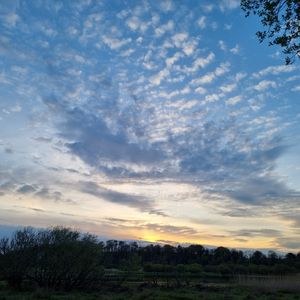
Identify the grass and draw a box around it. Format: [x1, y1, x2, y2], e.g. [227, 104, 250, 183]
[237, 275, 300, 293]
[0, 282, 300, 300]
[1, 274, 300, 300]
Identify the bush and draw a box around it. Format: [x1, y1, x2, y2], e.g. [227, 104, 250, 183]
[0, 227, 104, 291]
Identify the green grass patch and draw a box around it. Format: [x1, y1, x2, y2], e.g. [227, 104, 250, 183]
[0, 284, 299, 300]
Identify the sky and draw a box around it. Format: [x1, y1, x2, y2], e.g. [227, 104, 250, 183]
[0, 0, 299, 253]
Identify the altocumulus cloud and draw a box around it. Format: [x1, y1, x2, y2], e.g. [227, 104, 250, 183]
[0, 0, 299, 240]
[41, 73, 299, 207]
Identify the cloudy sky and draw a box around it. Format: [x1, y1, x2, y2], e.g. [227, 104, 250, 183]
[0, 0, 299, 252]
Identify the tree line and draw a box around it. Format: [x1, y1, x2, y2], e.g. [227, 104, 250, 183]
[0, 227, 299, 291]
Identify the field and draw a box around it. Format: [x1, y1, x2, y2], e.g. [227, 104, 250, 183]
[1, 276, 300, 300]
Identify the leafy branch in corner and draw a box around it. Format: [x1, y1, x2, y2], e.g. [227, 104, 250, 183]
[241, 0, 300, 64]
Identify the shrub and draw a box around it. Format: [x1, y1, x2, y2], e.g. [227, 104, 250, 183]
[0, 227, 104, 291]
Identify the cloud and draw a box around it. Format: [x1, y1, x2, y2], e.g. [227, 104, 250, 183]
[161, 37, 194, 59]
[182, 40, 197, 56]
[102, 218, 197, 238]
[4, 13, 19, 27]
[227, 176, 299, 204]
[35, 187, 64, 202]
[102, 36, 132, 50]
[4, 147, 13, 154]
[219, 0, 240, 11]
[197, 16, 206, 29]
[205, 93, 223, 103]
[13, 73, 300, 213]
[292, 85, 300, 92]
[230, 44, 240, 55]
[10, 104, 22, 112]
[80, 181, 146, 205]
[144, 223, 198, 236]
[172, 32, 189, 48]
[0, 180, 15, 194]
[253, 80, 277, 91]
[193, 52, 215, 71]
[120, 48, 135, 57]
[210, 21, 218, 30]
[167, 114, 300, 207]
[235, 238, 247, 243]
[229, 228, 282, 238]
[193, 73, 215, 85]
[40, 25, 57, 38]
[16, 184, 36, 194]
[224, 24, 232, 30]
[79, 181, 163, 215]
[192, 62, 230, 85]
[150, 68, 170, 85]
[33, 136, 53, 143]
[226, 95, 242, 106]
[39, 54, 288, 206]
[215, 62, 230, 76]
[276, 237, 300, 250]
[3, 0, 296, 220]
[126, 16, 148, 32]
[165, 52, 182, 68]
[279, 211, 300, 228]
[219, 40, 226, 51]
[235, 72, 247, 82]
[43, 99, 164, 175]
[195, 86, 206, 94]
[182, 52, 215, 75]
[159, 0, 174, 12]
[2, 168, 72, 203]
[254, 65, 296, 78]
[154, 20, 174, 37]
[219, 83, 236, 93]
[202, 4, 214, 13]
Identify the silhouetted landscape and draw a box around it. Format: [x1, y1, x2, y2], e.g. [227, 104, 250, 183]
[1, 0, 300, 298]
[0, 227, 300, 299]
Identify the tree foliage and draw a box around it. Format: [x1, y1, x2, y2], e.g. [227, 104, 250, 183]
[0, 227, 104, 290]
[241, 0, 300, 64]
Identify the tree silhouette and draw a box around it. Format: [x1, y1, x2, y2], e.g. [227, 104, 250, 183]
[0, 227, 104, 290]
[241, 0, 300, 64]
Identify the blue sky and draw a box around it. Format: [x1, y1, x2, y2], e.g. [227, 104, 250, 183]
[0, 0, 299, 252]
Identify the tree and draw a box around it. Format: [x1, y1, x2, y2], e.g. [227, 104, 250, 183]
[213, 247, 231, 264]
[0, 228, 36, 289]
[250, 250, 266, 264]
[241, 0, 300, 64]
[0, 227, 104, 290]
